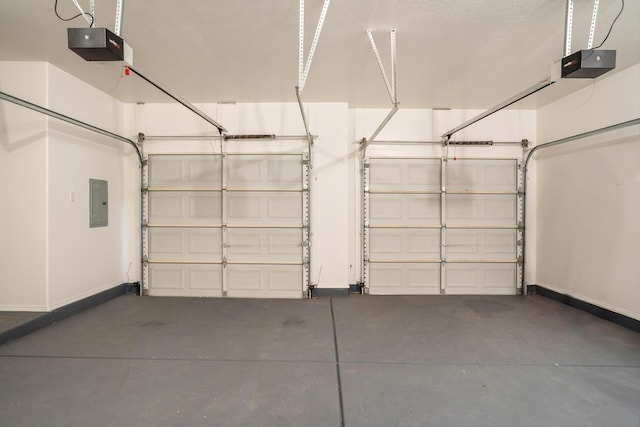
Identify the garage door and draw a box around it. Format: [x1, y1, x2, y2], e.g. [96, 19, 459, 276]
[364, 157, 522, 295]
[143, 153, 309, 298]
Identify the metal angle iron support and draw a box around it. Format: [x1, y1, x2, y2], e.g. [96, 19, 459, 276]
[361, 30, 399, 154]
[364, 103, 399, 150]
[114, 0, 125, 36]
[298, 0, 331, 91]
[564, 0, 574, 56]
[126, 66, 227, 134]
[295, 86, 314, 169]
[366, 29, 397, 104]
[520, 117, 640, 294]
[587, 0, 600, 49]
[90, 0, 95, 26]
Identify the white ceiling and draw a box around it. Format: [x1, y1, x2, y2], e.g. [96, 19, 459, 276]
[0, 0, 638, 109]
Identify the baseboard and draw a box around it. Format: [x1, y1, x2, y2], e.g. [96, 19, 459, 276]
[0, 283, 130, 347]
[530, 284, 640, 333]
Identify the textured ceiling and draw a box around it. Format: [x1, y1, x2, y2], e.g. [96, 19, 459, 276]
[0, 0, 638, 109]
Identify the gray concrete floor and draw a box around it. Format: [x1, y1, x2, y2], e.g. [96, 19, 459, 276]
[0, 295, 638, 427]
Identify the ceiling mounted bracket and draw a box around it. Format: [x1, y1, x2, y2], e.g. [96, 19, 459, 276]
[587, 0, 600, 49]
[366, 29, 398, 105]
[114, 0, 125, 36]
[564, 0, 574, 56]
[90, 0, 95, 27]
[361, 29, 400, 155]
[298, 0, 331, 91]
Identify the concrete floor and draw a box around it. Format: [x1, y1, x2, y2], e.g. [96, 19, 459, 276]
[0, 295, 638, 427]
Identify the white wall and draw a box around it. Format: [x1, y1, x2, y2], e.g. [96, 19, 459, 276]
[7, 60, 636, 314]
[46, 64, 133, 310]
[0, 61, 138, 311]
[0, 62, 48, 310]
[536, 64, 640, 320]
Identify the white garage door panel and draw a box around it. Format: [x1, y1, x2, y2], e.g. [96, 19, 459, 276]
[227, 265, 302, 298]
[149, 191, 222, 225]
[445, 263, 516, 295]
[369, 194, 440, 226]
[365, 155, 521, 295]
[227, 192, 302, 225]
[369, 263, 440, 295]
[446, 194, 517, 226]
[226, 228, 302, 262]
[227, 155, 301, 189]
[447, 159, 516, 192]
[145, 153, 307, 298]
[369, 228, 440, 260]
[446, 229, 517, 260]
[147, 264, 223, 297]
[149, 155, 221, 188]
[148, 228, 222, 260]
[369, 158, 440, 191]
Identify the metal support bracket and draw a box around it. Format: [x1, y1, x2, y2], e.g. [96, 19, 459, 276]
[587, 0, 600, 49]
[114, 0, 125, 36]
[298, 0, 331, 91]
[361, 30, 400, 154]
[564, 0, 574, 57]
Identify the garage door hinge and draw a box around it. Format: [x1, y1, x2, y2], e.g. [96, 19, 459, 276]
[141, 187, 149, 193]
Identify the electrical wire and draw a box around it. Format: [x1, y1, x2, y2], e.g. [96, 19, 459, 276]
[54, 0, 94, 27]
[71, 0, 93, 26]
[592, 0, 624, 49]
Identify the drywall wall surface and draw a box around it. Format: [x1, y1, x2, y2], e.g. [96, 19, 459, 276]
[0, 62, 48, 310]
[45, 64, 127, 310]
[308, 103, 350, 289]
[142, 103, 221, 136]
[121, 103, 142, 286]
[536, 64, 640, 319]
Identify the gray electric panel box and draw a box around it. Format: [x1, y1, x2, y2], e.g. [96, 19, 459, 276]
[90, 179, 108, 227]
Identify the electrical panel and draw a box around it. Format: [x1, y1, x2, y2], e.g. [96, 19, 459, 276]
[90, 179, 108, 228]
